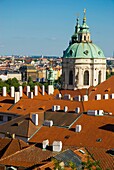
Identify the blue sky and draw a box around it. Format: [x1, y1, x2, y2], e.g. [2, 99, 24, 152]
[0, 0, 114, 57]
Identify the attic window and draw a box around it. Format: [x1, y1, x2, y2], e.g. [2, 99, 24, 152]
[98, 51, 101, 55]
[92, 88, 97, 91]
[38, 107, 44, 110]
[105, 88, 110, 92]
[83, 50, 88, 55]
[70, 50, 73, 55]
[17, 107, 22, 110]
[64, 135, 70, 139]
[96, 138, 102, 142]
[107, 149, 114, 156]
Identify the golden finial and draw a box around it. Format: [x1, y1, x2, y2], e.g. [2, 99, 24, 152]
[83, 8, 86, 21]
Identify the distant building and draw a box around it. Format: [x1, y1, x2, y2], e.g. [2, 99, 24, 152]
[19, 64, 37, 81]
[62, 10, 106, 90]
[7, 71, 21, 81]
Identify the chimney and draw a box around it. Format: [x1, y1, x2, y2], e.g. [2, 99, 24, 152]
[19, 86, 23, 97]
[34, 85, 38, 96]
[2, 86, 7, 97]
[14, 92, 20, 103]
[64, 106, 68, 112]
[11, 86, 15, 98]
[26, 86, 30, 96]
[52, 141, 62, 152]
[42, 85, 45, 96]
[32, 114, 38, 126]
[48, 85, 54, 95]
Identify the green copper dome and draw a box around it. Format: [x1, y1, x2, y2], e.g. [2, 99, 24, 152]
[63, 42, 105, 59]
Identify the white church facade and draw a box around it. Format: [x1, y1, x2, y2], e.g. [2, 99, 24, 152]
[62, 10, 106, 90]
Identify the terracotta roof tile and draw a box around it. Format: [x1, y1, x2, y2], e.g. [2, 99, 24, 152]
[86, 147, 114, 170]
[0, 144, 56, 168]
[89, 76, 114, 100]
[29, 114, 114, 150]
[0, 138, 28, 159]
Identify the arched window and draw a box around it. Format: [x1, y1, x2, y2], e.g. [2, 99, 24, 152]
[84, 70, 89, 85]
[84, 35, 86, 41]
[69, 70, 73, 85]
[98, 71, 101, 84]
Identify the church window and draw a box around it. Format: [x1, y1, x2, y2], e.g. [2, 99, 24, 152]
[69, 70, 73, 85]
[98, 71, 101, 84]
[84, 35, 86, 41]
[84, 70, 89, 85]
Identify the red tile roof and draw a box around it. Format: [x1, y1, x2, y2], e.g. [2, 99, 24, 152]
[0, 138, 28, 159]
[0, 144, 56, 168]
[29, 114, 114, 150]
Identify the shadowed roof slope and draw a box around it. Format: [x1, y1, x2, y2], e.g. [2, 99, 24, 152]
[0, 113, 44, 138]
[45, 111, 82, 128]
[0, 138, 28, 159]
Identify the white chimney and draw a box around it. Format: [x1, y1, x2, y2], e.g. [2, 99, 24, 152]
[75, 107, 80, 114]
[110, 93, 114, 99]
[14, 92, 20, 103]
[48, 85, 54, 95]
[42, 85, 45, 96]
[97, 110, 104, 116]
[56, 105, 60, 111]
[42, 139, 49, 149]
[74, 95, 81, 101]
[87, 110, 97, 116]
[44, 120, 53, 127]
[56, 93, 62, 99]
[19, 86, 23, 97]
[34, 85, 38, 96]
[64, 106, 68, 112]
[52, 141, 62, 152]
[52, 105, 56, 112]
[75, 125, 82, 132]
[95, 94, 101, 100]
[28, 92, 33, 99]
[26, 86, 30, 96]
[2, 86, 7, 97]
[32, 114, 38, 126]
[103, 94, 108, 99]
[64, 94, 71, 100]
[82, 95, 88, 101]
[11, 86, 15, 97]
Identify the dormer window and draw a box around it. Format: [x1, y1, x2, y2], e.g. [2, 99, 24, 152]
[98, 51, 101, 55]
[84, 50, 88, 55]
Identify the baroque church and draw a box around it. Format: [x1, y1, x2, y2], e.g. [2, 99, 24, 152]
[62, 10, 106, 90]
